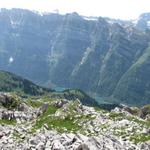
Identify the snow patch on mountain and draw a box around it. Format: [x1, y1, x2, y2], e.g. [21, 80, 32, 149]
[83, 16, 98, 21]
[147, 21, 150, 27]
[9, 57, 14, 64]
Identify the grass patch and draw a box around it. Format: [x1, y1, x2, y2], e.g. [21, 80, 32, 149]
[42, 105, 58, 116]
[12, 131, 25, 142]
[109, 112, 124, 120]
[26, 99, 44, 108]
[41, 117, 80, 133]
[13, 131, 21, 139]
[25, 95, 56, 108]
[94, 107, 108, 113]
[127, 116, 150, 128]
[0, 119, 17, 125]
[130, 133, 150, 144]
[113, 127, 127, 137]
[32, 103, 81, 133]
[100, 124, 109, 130]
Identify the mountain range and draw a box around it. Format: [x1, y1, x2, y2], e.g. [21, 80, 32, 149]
[0, 8, 150, 105]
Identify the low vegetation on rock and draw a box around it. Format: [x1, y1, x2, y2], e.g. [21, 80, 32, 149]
[0, 92, 150, 149]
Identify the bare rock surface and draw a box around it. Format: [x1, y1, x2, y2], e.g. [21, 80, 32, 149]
[0, 93, 150, 150]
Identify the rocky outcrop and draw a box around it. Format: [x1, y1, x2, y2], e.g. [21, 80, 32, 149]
[0, 93, 18, 109]
[0, 93, 49, 122]
[52, 99, 68, 108]
[0, 125, 149, 150]
[0, 108, 38, 122]
[139, 105, 150, 119]
[0, 93, 150, 149]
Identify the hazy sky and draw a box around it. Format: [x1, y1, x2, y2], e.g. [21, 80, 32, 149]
[0, 0, 150, 20]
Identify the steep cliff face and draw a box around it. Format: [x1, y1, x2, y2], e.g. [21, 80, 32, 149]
[0, 9, 63, 83]
[0, 8, 150, 105]
[113, 46, 150, 105]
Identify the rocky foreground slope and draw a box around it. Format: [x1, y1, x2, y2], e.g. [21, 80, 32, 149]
[0, 93, 150, 150]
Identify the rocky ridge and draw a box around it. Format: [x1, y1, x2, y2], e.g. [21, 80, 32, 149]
[0, 93, 150, 149]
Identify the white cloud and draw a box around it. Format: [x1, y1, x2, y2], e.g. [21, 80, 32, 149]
[0, 0, 149, 19]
